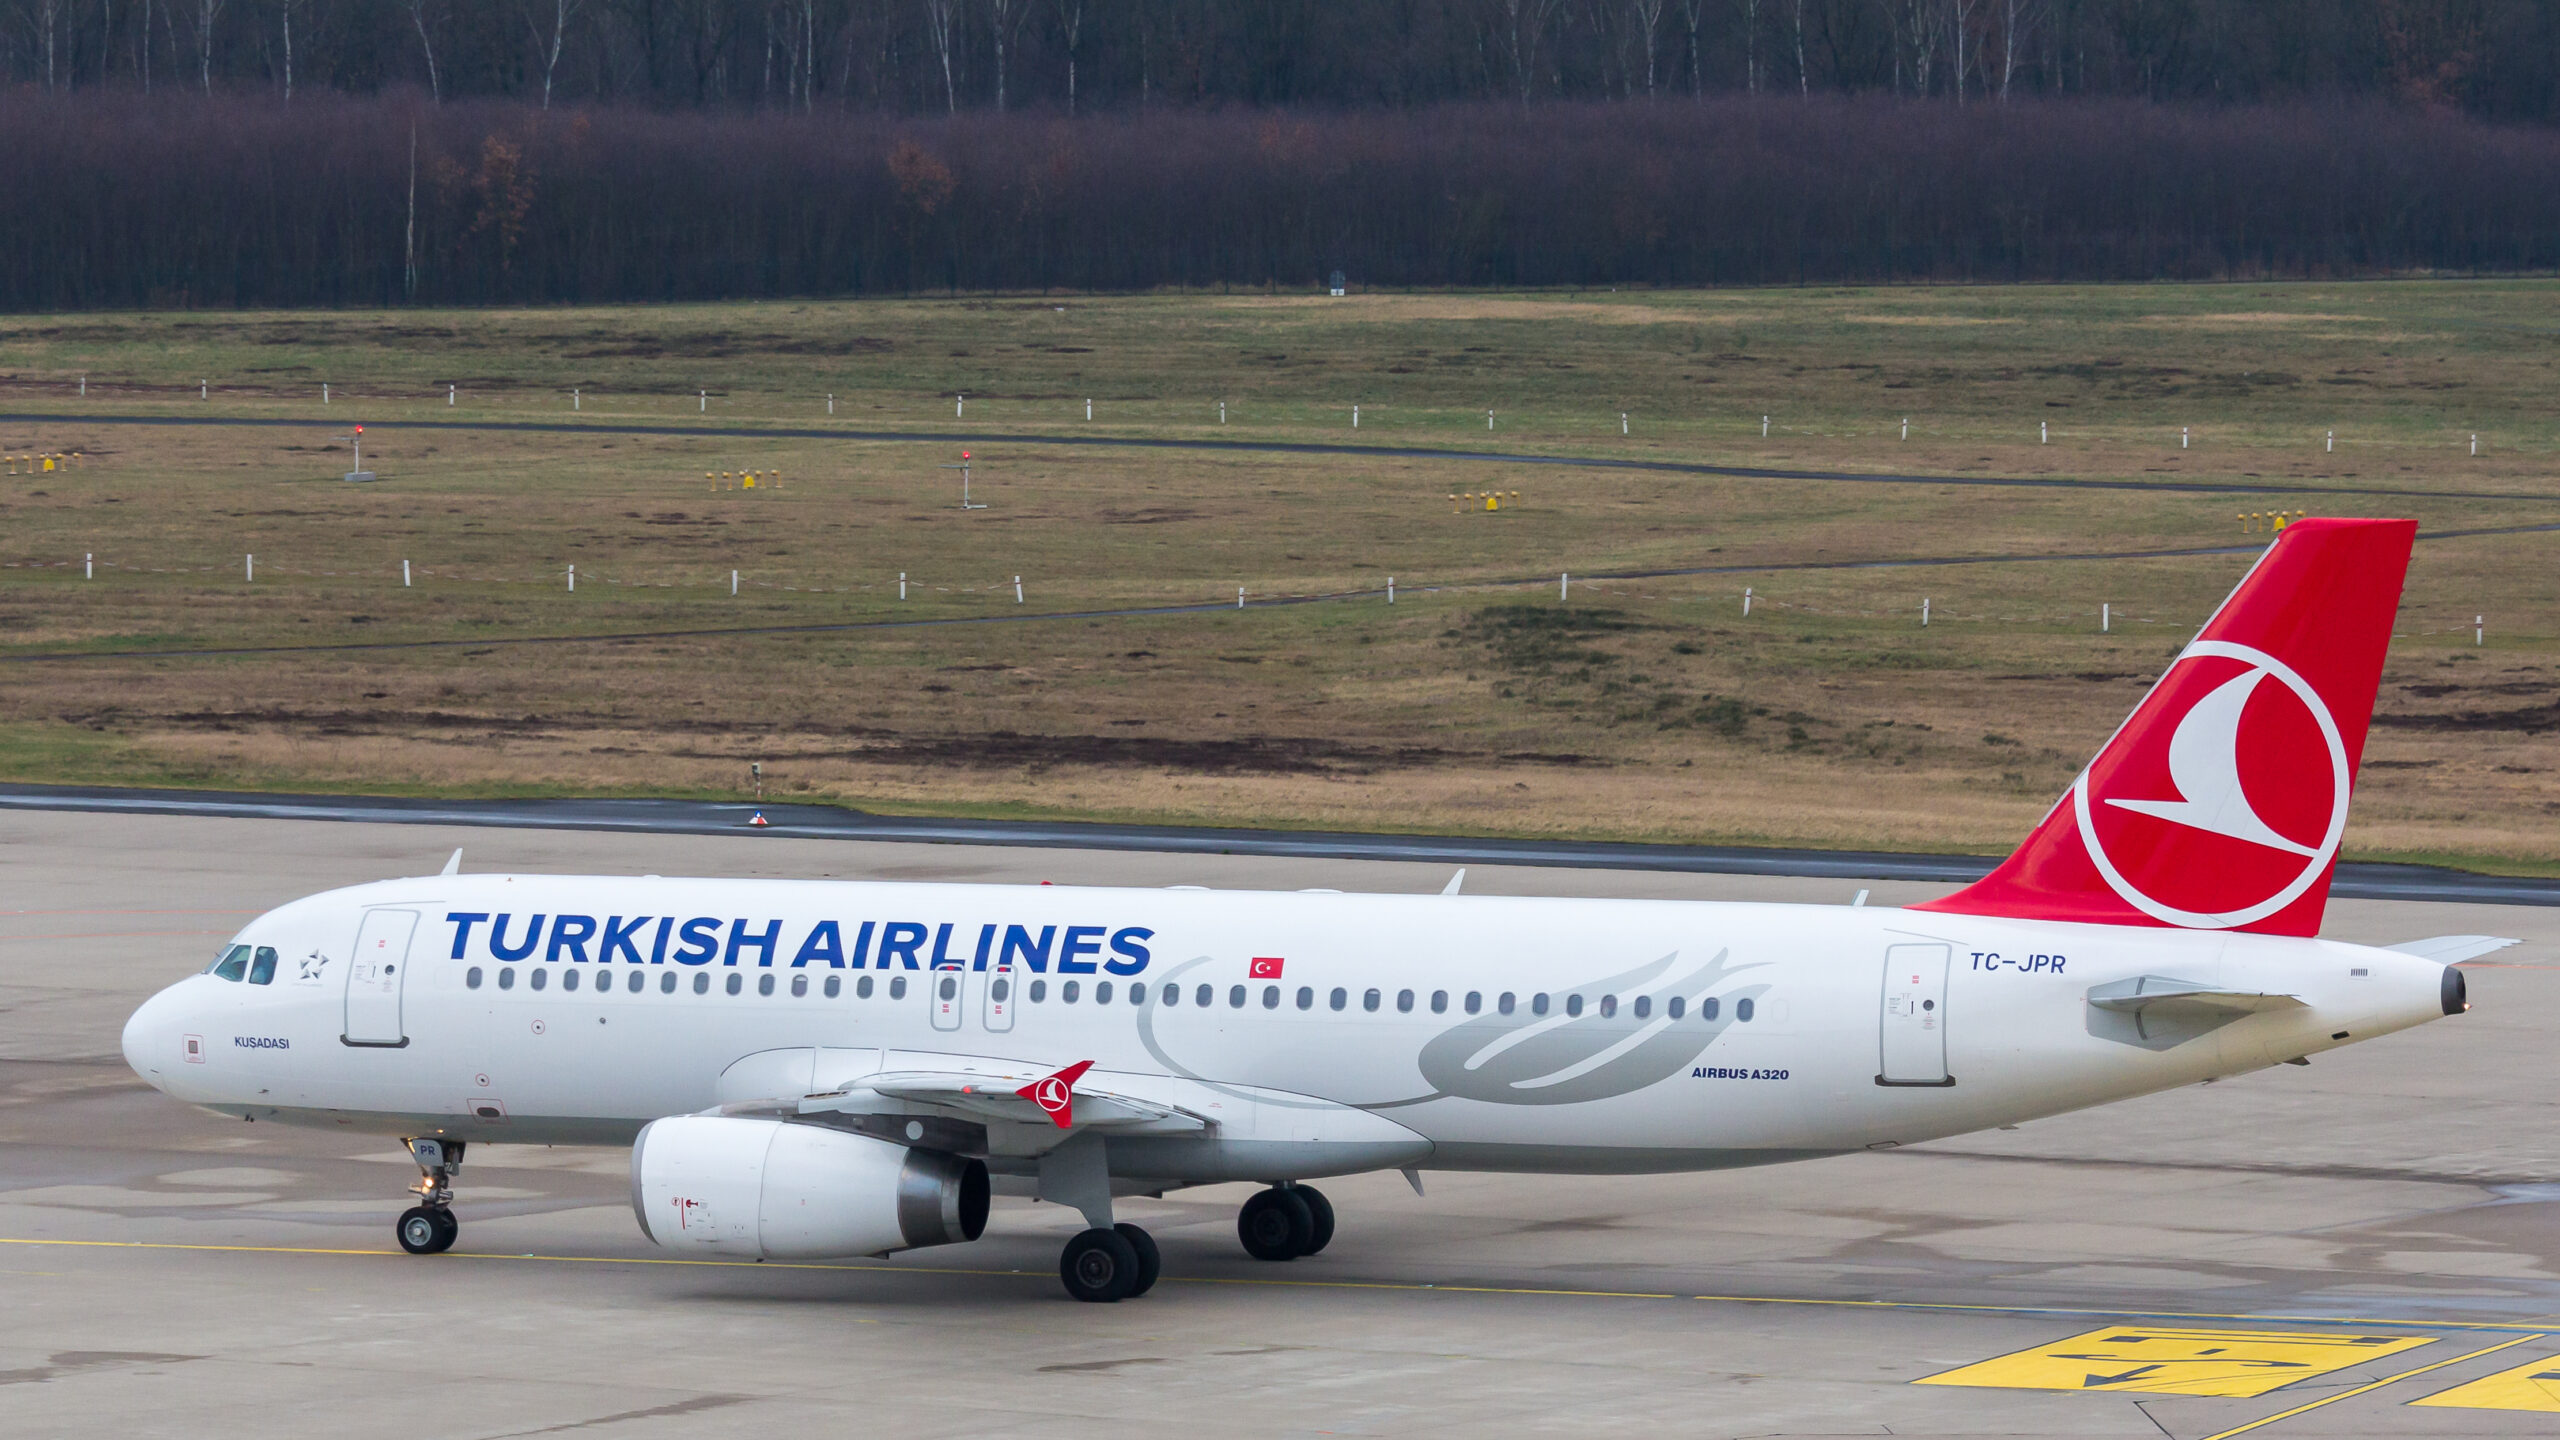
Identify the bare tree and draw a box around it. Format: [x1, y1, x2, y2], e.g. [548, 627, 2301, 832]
[1496, 0, 1562, 102]
[1793, 0, 1806, 92]
[1054, 0, 1081, 114]
[524, 0, 578, 106]
[279, 0, 293, 98]
[1741, 0, 1758, 91]
[1999, 0, 2036, 97]
[988, 0, 1027, 110]
[1950, 0, 1972, 97]
[408, 0, 441, 101]
[922, 0, 955, 111]
[1679, 0, 1703, 93]
[1629, 0, 1664, 96]
[195, 0, 219, 92]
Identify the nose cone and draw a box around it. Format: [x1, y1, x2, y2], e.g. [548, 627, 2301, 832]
[122, 982, 188, 1091]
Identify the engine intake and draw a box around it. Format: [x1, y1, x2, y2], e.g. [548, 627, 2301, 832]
[631, 1115, 989, 1259]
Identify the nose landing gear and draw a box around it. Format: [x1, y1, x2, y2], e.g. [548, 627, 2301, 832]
[394, 1137, 463, 1255]
[1238, 1183, 1334, 1261]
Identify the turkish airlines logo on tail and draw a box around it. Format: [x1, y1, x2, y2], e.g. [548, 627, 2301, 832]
[2074, 640, 2351, 929]
[1017, 1059, 1094, 1129]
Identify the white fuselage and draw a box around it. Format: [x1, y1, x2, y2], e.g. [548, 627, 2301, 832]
[122, 874, 2452, 1184]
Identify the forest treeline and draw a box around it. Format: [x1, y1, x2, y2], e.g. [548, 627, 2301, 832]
[4, 92, 2553, 309]
[7, 0, 2560, 121]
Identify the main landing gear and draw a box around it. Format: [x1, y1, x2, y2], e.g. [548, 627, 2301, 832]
[394, 1137, 463, 1255]
[1238, 1184, 1334, 1262]
[1059, 1222, 1162, 1303]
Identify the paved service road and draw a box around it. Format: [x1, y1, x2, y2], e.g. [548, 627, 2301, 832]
[5, 783, 2555, 906]
[6, 810, 2560, 1438]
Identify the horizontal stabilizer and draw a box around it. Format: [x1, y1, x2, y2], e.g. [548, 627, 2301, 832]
[2385, 935, 2520, 965]
[2086, 975, 2305, 1016]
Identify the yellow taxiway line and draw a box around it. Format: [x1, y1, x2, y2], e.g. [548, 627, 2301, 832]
[9, 1237, 2560, 1335]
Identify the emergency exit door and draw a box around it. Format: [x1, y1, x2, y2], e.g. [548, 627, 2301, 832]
[1877, 943, 1952, 1085]
[344, 908, 417, 1047]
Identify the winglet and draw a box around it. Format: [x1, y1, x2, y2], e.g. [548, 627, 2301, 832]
[439, 848, 463, 877]
[1016, 1060, 1096, 1130]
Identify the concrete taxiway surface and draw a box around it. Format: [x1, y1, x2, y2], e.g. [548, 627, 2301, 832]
[6, 808, 2560, 1438]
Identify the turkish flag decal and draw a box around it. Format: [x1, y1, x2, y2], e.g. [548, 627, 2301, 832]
[1249, 956, 1285, 979]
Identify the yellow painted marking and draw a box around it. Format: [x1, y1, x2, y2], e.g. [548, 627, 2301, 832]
[2409, 1345, 2560, 1412]
[2198, 1335, 2544, 1438]
[1916, 1324, 2436, 1398]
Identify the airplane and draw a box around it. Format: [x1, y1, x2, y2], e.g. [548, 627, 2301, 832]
[120, 516, 2509, 1302]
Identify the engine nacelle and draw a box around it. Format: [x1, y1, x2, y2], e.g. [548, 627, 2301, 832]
[631, 1116, 989, 1259]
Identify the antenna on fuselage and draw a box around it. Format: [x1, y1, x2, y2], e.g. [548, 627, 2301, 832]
[440, 849, 463, 877]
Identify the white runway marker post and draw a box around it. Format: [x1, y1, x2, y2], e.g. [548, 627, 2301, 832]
[956, 395, 964, 418]
[1219, 401, 1227, 424]
[448, 384, 456, 407]
[2102, 602, 2110, 633]
[1387, 576, 1395, 604]
[403, 560, 411, 588]
[79, 376, 85, 397]
[202, 380, 208, 400]
[1900, 418, 1908, 440]
[1621, 413, 1629, 435]
[899, 572, 907, 601]
[731, 570, 738, 596]
[2478, 615, 2486, 646]
[567, 564, 576, 592]
[245, 554, 253, 582]
[1085, 399, 1093, 420]
[1353, 406, 1360, 428]
[1743, 587, 1752, 616]
[1560, 572, 1569, 600]
[828, 394, 835, 415]
[2472, 433, 2479, 456]
[573, 389, 580, 411]
[1238, 586, 1246, 609]
[2326, 430, 2335, 453]
[85, 553, 92, 580]
[321, 383, 327, 404]
[2041, 420, 2048, 444]
[1921, 598, 1930, 627]
[700, 390, 707, 413]
[1487, 409, 1494, 430]
[2182, 427, 2190, 449]
[1761, 415, 1769, 437]
[1014, 576, 1024, 604]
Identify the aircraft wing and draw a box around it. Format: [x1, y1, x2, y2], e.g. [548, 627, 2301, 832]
[804, 1068, 1209, 1133]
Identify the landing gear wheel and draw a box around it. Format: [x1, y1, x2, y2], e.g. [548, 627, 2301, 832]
[1238, 1186, 1315, 1261]
[1060, 1226, 1142, 1303]
[1294, 1186, 1335, 1256]
[1114, 1223, 1161, 1297]
[397, 1205, 456, 1255]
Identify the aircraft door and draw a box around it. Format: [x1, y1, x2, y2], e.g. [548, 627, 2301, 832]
[929, 962, 964, 1032]
[344, 908, 418, 1047]
[1877, 943, 1952, 1085]
[981, 959, 1016, 1033]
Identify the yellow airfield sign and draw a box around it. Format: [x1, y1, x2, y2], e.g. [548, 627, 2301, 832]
[2412, 1353, 2560, 1412]
[1917, 1325, 2436, 1398]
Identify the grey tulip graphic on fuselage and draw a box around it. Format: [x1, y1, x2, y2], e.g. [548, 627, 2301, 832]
[1401, 948, 1769, 1107]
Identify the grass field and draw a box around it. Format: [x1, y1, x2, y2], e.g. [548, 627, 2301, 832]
[1, 282, 2553, 869]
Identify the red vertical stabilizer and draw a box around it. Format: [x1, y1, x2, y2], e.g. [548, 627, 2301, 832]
[1911, 517, 2416, 936]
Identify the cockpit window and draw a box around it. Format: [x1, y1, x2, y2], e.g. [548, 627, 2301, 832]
[210, 945, 251, 981]
[247, 947, 279, 985]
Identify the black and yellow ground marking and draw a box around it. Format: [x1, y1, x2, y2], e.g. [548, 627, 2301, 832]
[2412, 1349, 2560, 1413]
[1916, 1325, 2438, 1398]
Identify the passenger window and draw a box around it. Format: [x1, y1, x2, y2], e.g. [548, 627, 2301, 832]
[889, 976, 907, 1000]
[1096, 981, 1114, 1004]
[1497, 992, 1514, 1015]
[991, 978, 1011, 1003]
[938, 975, 959, 1001]
[1666, 995, 1683, 1019]
[213, 946, 250, 982]
[660, 971, 677, 994]
[1395, 989, 1413, 1013]
[857, 975, 875, 999]
[759, 974, 776, 997]
[1701, 997, 1719, 1020]
[1597, 995, 1615, 1018]
[1262, 985, 1280, 1009]
[1029, 979, 1047, 1003]
[530, 969, 549, 992]
[1162, 983, 1179, 1006]
[1229, 985, 1246, 1008]
[1063, 980, 1080, 1004]
[1530, 993, 1549, 1016]
[1131, 983, 1145, 1006]
[466, 966, 483, 989]
[823, 976, 840, 998]
[1632, 995, 1649, 1018]
[1198, 984, 1215, 1008]
[628, 971, 644, 993]
[1564, 994, 1582, 1017]
[1327, 987, 1346, 1011]
[694, 973, 710, 994]
[1297, 987, 1314, 1010]
[725, 974, 743, 996]
[498, 967, 516, 991]
[787, 974, 804, 998]
[1366, 988, 1384, 1012]
[562, 969, 580, 992]
[1467, 991, 1483, 1014]
[248, 947, 279, 985]
[1736, 997, 1755, 1022]
[1430, 990, 1447, 1014]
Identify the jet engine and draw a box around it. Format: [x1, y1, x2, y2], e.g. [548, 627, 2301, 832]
[631, 1115, 989, 1259]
